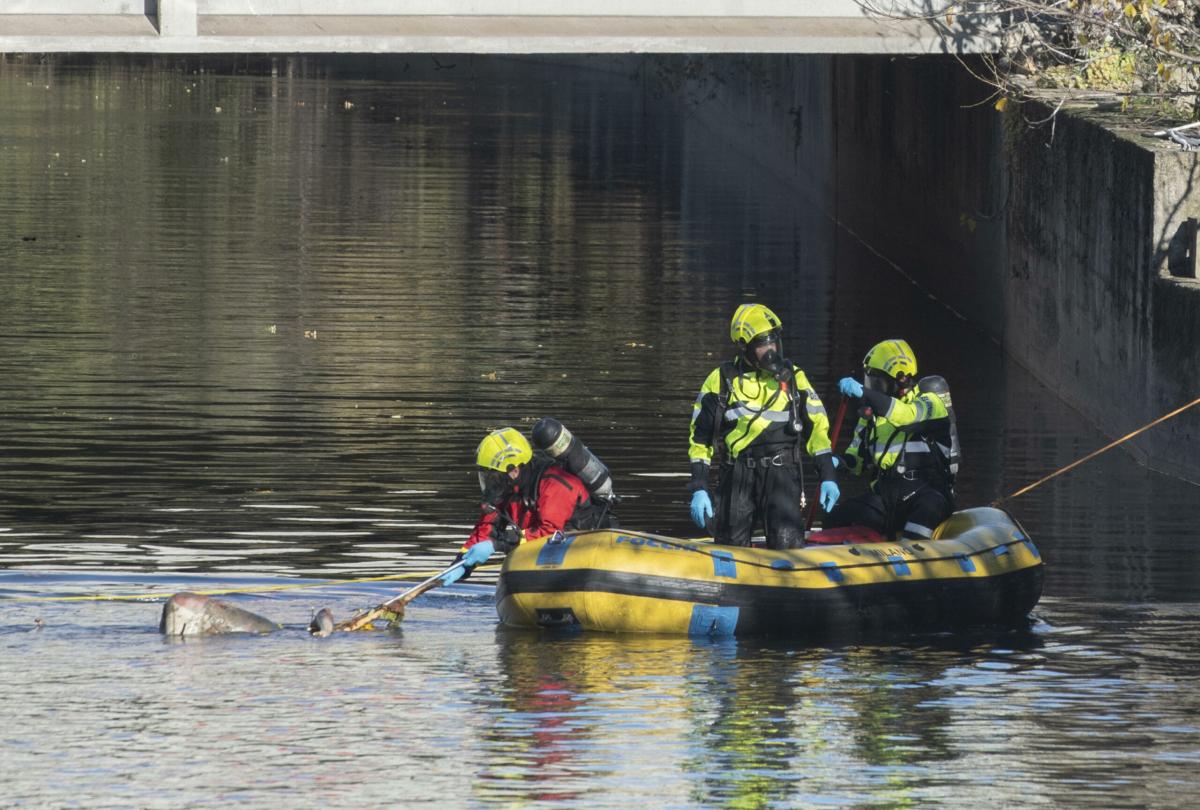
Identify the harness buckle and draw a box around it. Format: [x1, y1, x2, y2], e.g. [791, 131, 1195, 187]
[743, 453, 786, 469]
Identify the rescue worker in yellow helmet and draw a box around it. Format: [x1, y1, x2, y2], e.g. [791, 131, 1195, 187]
[825, 339, 957, 540]
[688, 304, 839, 549]
[441, 426, 615, 585]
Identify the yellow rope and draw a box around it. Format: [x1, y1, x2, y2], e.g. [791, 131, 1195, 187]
[996, 393, 1200, 504]
[4, 563, 498, 604]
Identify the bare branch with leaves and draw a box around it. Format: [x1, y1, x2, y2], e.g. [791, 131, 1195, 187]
[859, 1, 1200, 120]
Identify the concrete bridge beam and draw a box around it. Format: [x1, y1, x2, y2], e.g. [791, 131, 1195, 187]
[0, 1, 1002, 54]
[160, 1, 198, 38]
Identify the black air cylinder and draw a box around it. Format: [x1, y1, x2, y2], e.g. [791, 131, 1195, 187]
[532, 417, 614, 502]
[918, 375, 961, 476]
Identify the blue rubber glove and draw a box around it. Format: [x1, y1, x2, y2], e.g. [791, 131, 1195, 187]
[439, 540, 495, 586]
[820, 481, 840, 512]
[463, 539, 495, 567]
[831, 455, 840, 469]
[689, 490, 713, 528]
[838, 377, 863, 398]
[439, 565, 467, 587]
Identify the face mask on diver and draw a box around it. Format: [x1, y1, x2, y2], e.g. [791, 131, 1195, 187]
[745, 331, 782, 369]
[758, 348, 792, 381]
[864, 369, 908, 396]
[478, 468, 515, 506]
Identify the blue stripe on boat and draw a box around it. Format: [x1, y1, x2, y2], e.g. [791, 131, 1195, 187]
[955, 553, 976, 573]
[819, 561, 844, 583]
[536, 535, 576, 566]
[771, 559, 795, 570]
[689, 604, 739, 636]
[993, 544, 1010, 557]
[1022, 538, 1041, 558]
[712, 550, 737, 578]
[888, 555, 911, 576]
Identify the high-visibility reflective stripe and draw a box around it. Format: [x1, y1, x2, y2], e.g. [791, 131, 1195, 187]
[903, 521, 934, 538]
[805, 401, 826, 415]
[726, 407, 789, 422]
[730, 308, 757, 343]
[873, 440, 933, 456]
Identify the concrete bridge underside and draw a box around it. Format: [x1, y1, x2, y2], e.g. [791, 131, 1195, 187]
[1, 2, 1001, 54]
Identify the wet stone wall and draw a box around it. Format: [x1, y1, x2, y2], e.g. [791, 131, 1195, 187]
[661, 53, 1200, 481]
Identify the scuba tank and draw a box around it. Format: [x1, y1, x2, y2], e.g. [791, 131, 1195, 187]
[918, 375, 961, 478]
[531, 417, 615, 502]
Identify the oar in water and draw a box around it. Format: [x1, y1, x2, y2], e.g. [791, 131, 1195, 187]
[331, 559, 468, 633]
[807, 395, 849, 531]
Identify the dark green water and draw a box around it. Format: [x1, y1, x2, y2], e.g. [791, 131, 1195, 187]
[1, 55, 1198, 807]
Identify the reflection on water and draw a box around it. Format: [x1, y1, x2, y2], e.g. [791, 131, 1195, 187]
[5, 579, 1198, 807]
[2, 55, 1198, 597]
[3, 55, 1200, 806]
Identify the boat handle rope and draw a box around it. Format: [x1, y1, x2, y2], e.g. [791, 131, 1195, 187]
[606, 529, 1031, 576]
[994, 392, 1200, 505]
[5, 530, 1031, 604]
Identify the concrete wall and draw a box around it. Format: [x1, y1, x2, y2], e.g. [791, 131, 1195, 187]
[969, 102, 1198, 481]
[672, 53, 1200, 480]
[842, 63, 1200, 481]
[1002, 111, 1155, 456]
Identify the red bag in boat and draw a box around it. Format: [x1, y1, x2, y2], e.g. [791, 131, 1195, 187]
[805, 525, 887, 545]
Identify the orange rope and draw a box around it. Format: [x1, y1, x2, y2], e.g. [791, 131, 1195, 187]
[996, 393, 1200, 504]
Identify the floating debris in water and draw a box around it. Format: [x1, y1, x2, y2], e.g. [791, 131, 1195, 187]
[160, 592, 280, 636]
[309, 608, 335, 637]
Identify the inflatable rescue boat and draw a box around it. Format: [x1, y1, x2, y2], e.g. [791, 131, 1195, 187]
[496, 507, 1043, 638]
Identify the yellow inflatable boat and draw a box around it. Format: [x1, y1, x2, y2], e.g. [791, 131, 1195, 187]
[496, 507, 1043, 638]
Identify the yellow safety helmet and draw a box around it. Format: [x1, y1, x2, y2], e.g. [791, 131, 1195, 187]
[476, 427, 533, 473]
[863, 339, 918, 395]
[729, 303, 783, 346]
